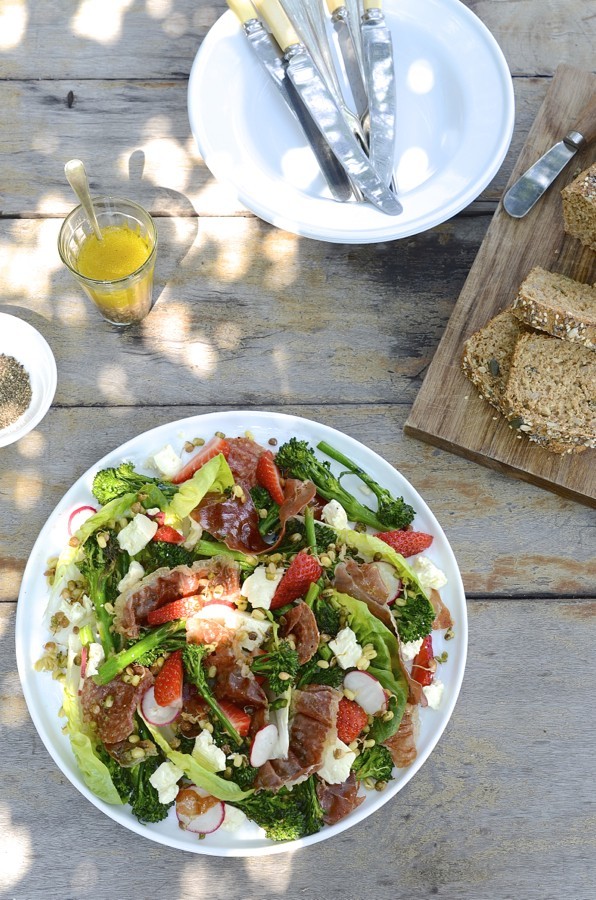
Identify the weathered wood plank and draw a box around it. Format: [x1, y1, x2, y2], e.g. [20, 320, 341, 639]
[0, 215, 483, 407]
[0, 76, 548, 217]
[2, 405, 595, 602]
[2, 599, 594, 899]
[406, 65, 596, 507]
[1, 1, 594, 81]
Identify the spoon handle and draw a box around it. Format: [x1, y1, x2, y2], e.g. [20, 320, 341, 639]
[64, 159, 103, 241]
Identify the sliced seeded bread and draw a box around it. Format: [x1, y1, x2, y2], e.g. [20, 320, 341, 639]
[461, 310, 526, 413]
[561, 162, 596, 252]
[511, 266, 596, 351]
[504, 332, 596, 451]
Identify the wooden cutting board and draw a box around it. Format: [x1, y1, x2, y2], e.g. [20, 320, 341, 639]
[405, 64, 596, 507]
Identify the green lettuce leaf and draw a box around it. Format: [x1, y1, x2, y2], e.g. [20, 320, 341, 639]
[164, 454, 235, 525]
[62, 682, 123, 805]
[144, 721, 253, 802]
[331, 590, 408, 726]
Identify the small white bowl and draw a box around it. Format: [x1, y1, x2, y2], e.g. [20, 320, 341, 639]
[0, 313, 57, 448]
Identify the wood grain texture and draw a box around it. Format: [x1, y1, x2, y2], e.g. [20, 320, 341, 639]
[406, 65, 596, 506]
[2, 598, 594, 899]
[2, 406, 595, 605]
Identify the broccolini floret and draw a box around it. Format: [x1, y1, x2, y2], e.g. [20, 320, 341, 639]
[311, 595, 341, 638]
[317, 440, 415, 530]
[136, 540, 195, 574]
[276, 518, 337, 555]
[96, 620, 186, 684]
[79, 532, 128, 656]
[250, 640, 300, 694]
[99, 729, 173, 824]
[92, 461, 178, 506]
[392, 587, 435, 643]
[182, 644, 243, 745]
[351, 744, 394, 785]
[275, 439, 389, 531]
[250, 485, 280, 538]
[296, 655, 345, 689]
[231, 776, 324, 841]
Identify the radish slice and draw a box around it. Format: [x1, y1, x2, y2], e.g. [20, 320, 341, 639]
[372, 561, 402, 605]
[68, 505, 96, 536]
[250, 723, 279, 767]
[176, 785, 225, 834]
[343, 670, 388, 715]
[80, 645, 88, 679]
[141, 685, 182, 725]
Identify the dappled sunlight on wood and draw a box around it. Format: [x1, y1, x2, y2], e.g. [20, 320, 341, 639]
[17, 430, 47, 459]
[0, 805, 31, 892]
[0, 1, 27, 50]
[272, 346, 291, 397]
[0, 672, 28, 726]
[214, 321, 242, 350]
[262, 229, 299, 289]
[207, 219, 253, 282]
[71, 0, 134, 44]
[0, 220, 61, 309]
[244, 848, 296, 891]
[183, 336, 217, 376]
[13, 470, 43, 511]
[98, 364, 137, 404]
[145, 0, 172, 19]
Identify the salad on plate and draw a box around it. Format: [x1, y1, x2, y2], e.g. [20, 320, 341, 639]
[37, 426, 456, 846]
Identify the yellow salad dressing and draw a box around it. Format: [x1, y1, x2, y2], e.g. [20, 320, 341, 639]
[75, 225, 155, 324]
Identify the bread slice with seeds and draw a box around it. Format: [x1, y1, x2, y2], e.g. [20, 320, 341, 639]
[511, 266, 596, 351]
[461, 310, 526, 413]
[504, 332, 596, 451]
[561, 162, 596, 252]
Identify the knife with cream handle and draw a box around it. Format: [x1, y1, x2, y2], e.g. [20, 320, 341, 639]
[253, 0, 402, 214]
[360, 0, 397, 188]
[226, 0, 352, 201]
[326, 0, 368, 120]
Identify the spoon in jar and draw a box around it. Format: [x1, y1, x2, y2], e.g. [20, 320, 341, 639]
[64, 159, 103, 241]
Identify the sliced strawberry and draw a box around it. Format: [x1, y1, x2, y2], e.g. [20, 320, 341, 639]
[270, 550, 322, 610]
[154, 649, 183, 707]
[146, 595, 204, 626]
[217, 699, 251, 738]
[255, 450, 285, 505]
[411, 635, 436, 686]
[171, 436, 231, 485]
[152, 525, 184, 544]
[336, 697, 368, 744]
[375, 529, 433, 557]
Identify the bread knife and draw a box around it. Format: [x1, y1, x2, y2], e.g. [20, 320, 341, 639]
[503, 93, 596, 218]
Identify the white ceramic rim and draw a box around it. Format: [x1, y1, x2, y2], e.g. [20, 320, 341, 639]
[16, 410, 467, 855]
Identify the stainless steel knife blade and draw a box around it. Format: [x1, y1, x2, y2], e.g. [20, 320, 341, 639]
[329, 2, 368, 119]
[503, 93, 596, 217]
[361, 3, 396, 189]
[227, 1, 352, 202]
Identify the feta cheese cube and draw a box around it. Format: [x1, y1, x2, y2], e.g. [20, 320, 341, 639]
[183, 517, 203, 550]
[149, 761, 184, 804]
[401, 638, 424, 662]
[117, 560, 145, 594]
[221, 805, 249, 831]
[193, 729, 227, 772]
[318, 738, 356, 784]
[240, 565, 283, 610]
[329, 627, 362, 670]
[422, 679, 444, 710]
[321, 499, 348, 530]
[117, 514, 158, 556]
[85, 642, 105, 678]
[411, 556, 448, 593]
[152, 444, 183, 478]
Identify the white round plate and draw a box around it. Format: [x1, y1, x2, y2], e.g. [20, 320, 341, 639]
[188, 0, 514, 243]
[0, 313, 57, 448]
[16, 410, 467, 856]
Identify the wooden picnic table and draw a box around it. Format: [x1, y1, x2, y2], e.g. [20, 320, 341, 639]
[1, 1, 594, 897]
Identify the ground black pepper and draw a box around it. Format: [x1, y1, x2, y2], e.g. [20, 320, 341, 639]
[0, 354, 32, 428]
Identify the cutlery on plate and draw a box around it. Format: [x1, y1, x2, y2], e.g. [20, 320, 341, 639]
[360, 0, 397, 189]
[254, 0, 402, 214]
[503, 92, 596, 217]
[226, 0, 353, 201]
[326, 0, 368, 120]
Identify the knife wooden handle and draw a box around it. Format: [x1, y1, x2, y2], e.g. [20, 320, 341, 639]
[363, 0, 382, 10]
[570, 92, 596, 147]
[226, 0, 258, 25]
[253, 0, 299, 51]
[326, 0, 345, 12]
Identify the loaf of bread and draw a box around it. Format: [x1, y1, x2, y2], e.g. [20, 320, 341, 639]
[512, 266, 596, 350]
[504, 332, 596, 451]
[461, 310, 526, 414]
[561, 163, 596, 251]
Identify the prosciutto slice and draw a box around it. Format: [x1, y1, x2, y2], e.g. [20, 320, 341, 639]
[209, 645, 268, 709]
[113, 558, 240, 639]
[430, 588, 453, 630]
[255, 685, 340, 791]
[384, 702, 419, 768]
[280, 602, 320, 664]
[316, 773, 365, 825]
[80, 665, 153, 744]
[333, 560, 395, 632]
